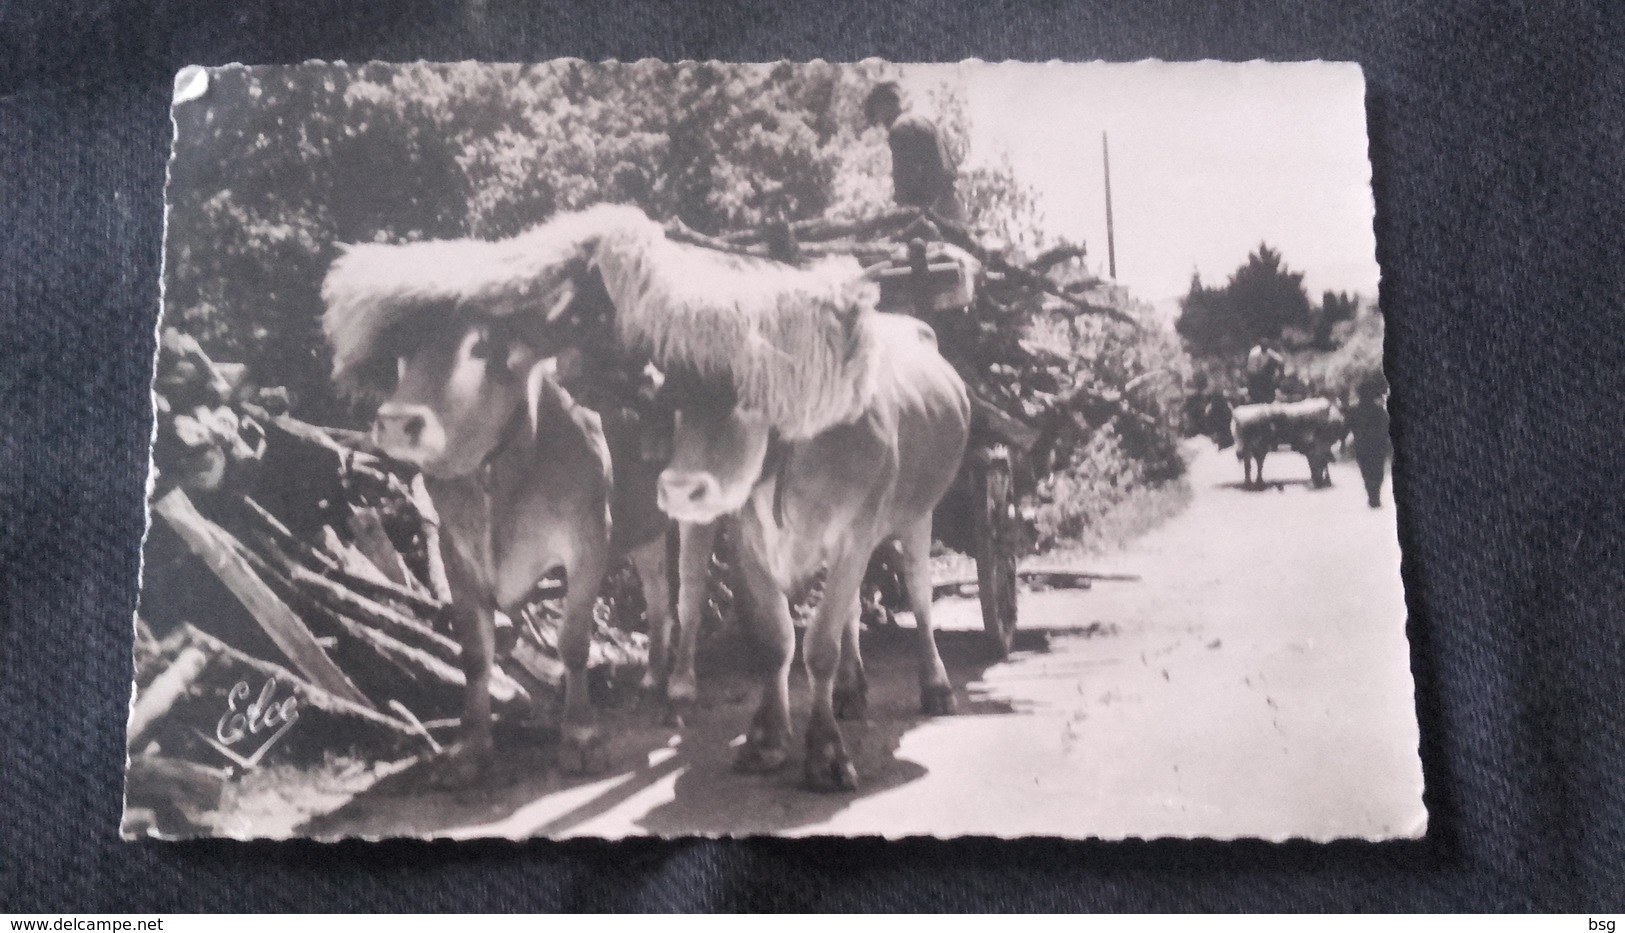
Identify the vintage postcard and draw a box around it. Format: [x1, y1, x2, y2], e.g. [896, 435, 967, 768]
[126, 59, 1423, 841]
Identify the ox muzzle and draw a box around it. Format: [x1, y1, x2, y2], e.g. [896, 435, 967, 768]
[372, 402, 448, 468]
[656, 469, 729, 524]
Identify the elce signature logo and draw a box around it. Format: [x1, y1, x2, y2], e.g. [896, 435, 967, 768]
[193, 677, 301, 771]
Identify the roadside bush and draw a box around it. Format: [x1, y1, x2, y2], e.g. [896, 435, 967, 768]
[1021, 287, 1192, 555]
[1286, 306, 1386, 402]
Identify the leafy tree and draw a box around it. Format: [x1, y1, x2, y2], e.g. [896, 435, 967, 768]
[167, 64, 492, 423]
[1172, 272, 1229, 353]
[1174, 243, 1314, 354]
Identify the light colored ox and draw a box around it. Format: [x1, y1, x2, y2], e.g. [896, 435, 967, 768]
[322, 243, 715, 784]
[656, 313, 970, 791]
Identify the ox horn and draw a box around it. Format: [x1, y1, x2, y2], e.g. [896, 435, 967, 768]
[544, 281, 578, 323]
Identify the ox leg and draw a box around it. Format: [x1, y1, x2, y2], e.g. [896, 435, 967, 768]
[900, 519, 955, 716]
[557, 543, 609, 774]
[832, 610, 868, 721]
[666, 520, 718, 727]
[628, 535, 673, 708]
[801, 555, 865, 793]
[732, 537, 795, 774]
[431, 538, 496, 788]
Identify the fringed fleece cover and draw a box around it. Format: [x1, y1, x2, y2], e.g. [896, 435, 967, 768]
[323, 204, 881, 439]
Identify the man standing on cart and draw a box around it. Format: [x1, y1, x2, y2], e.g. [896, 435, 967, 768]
[1244, 338, 1287, 404]
[863, 81, 967, 224]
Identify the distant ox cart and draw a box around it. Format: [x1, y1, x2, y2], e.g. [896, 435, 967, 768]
[1201, 396, 1350, 489]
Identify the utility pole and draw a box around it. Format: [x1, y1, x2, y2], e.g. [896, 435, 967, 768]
[1102, 131, 1118, 281]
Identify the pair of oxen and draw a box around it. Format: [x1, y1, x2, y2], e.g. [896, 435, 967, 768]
[322, 205, 970, 792]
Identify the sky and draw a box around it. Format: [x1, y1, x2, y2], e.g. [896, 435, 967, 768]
[899, 62, 1382, 312]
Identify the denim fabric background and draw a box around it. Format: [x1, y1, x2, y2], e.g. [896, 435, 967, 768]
[2, 0, 1622, 912]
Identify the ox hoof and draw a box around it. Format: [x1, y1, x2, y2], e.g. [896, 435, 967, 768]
[802, 749, 859, 793]
[733, 737, 791, 774]
[426, 739, 493, 789]
[663, 698, 695, 730]
[663, 681, 699, 729]
[801, 720, 858, 793]
[832, 684, 869, 721]
[558, 727, 607, 775]
[920, 684, 956, 717]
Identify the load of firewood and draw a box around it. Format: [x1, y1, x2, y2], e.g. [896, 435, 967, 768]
[669, 209, 1169, 627]
[127, 328, 649, 833]
[667, 207, 1150, 472]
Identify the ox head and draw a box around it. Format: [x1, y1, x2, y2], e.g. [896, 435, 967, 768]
[656, 370, 773, 525]
[369, 311, 543, 478]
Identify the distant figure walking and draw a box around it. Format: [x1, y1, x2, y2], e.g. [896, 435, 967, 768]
[862, 81, 966, 223]
[1346, 377, 1392, 508]
[1244, 339, 1286, 404]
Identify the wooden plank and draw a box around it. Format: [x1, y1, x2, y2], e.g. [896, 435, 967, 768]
[408, 474, 453, 604]
[238, 538, 532, 720]
[152, 488, 376, 710]
[241, 405, 380, 457]
[345, 506, 419, 592]
[238, 496, 342, 572]
[317, 603, 531, 717]
[127, 646, 211, 749]
[239, 496, 447, 620]
[272, 553, 461, 665]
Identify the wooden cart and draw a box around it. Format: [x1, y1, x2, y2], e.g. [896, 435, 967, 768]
[871, 236, 1034, 659]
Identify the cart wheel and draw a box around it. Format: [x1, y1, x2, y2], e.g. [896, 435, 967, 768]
[976, 444, 1020, 659]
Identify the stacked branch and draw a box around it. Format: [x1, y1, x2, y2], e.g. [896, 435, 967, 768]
[135, 329, 649, 787]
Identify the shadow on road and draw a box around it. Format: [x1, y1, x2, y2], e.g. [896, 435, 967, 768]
[1214, 478, 1337, 492]
[300, 623, 1031, 838]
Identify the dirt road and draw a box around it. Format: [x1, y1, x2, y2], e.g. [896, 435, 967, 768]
[304, 441, 1425, 841]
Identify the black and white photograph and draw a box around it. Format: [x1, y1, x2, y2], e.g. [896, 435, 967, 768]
[125, 59, 1422, 841]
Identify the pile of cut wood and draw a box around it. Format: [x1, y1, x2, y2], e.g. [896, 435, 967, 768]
[126, 329, 647, 834]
